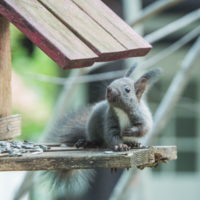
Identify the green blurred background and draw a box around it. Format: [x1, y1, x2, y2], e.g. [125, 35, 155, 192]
[11, 25, 62, 141]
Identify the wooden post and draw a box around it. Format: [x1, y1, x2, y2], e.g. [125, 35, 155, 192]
[0, 16, 21, 140]
[0, 15, 11, 118]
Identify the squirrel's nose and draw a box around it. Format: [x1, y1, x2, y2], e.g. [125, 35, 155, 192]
[107, 87, 112, 94]
[107, 87, 119, 102]
[107, 87, 117, 95]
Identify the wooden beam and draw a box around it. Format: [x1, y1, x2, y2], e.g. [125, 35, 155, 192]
[145, 8, 200, 44]
[0, 15, 14, 140]
[0, 16, 11, 118]
[142, 26, 200, 69]
[131, 0, 183, 26]
[0, 145, 177, 171]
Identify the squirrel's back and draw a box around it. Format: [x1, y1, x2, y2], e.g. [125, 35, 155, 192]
[46, 106, 92, 145]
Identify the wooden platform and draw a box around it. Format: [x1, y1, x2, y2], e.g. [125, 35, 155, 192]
[0, 145, 177, 171]
[0, 0, 151, 69]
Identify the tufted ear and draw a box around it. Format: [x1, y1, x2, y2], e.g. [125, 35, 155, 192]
[134, 68, 161, 100]
[124, 63, 137, 77]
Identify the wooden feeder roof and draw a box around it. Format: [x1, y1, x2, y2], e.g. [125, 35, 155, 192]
[0, 0, 152, 69]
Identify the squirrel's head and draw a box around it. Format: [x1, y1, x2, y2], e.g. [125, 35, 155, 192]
[106, 64, 161, 109]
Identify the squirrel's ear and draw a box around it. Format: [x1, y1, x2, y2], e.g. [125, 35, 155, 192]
[134, 68, 161, 100]
[124, 63, 137, 77]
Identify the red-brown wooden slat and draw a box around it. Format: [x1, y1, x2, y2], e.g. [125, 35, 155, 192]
[38, 0, 133, 62]
[0, 0, 152, 69]
[0, 0, 98, 69]
[72, 0, 152, 57]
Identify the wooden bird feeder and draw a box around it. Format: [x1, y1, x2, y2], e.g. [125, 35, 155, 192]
[0, 0, 176, 171]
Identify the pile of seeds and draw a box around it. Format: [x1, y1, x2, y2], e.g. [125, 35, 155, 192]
[0, 141, 49, 157]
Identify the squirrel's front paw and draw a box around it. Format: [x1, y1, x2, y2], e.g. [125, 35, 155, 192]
[113, 144, 130, 151]
[75, 139, 87, 148]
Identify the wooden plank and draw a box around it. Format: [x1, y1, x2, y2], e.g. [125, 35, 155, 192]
[0, 146, 177, 171]
[0, 16, 12, 118]
[0, 114, 21, 140]
[38, 0, 131, 61]
[0, 0, 98, 69]
[72, 0, 152, 57]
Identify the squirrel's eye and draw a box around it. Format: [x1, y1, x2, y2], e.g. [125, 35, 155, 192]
[124, 87, 130, 93]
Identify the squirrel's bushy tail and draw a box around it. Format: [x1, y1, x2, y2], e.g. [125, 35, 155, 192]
[46, 106, 92, 145]
[38, 169, 95, 199]
[38, 106, 94, 199]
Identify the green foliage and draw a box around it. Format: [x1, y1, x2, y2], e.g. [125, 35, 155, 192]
[11, 25, 60, 107]
[11, 25, 61, 140]
[18, 113, 46, 141]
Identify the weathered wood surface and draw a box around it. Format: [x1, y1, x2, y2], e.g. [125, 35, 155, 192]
[0, 0, 151, 69]
[72, 0, 152, 57]
[0, 145, 177, 171]
[0, 16, 21, 139]
[0, 115, 21, 140]
[40, 0, 151, 61]
[0, 0, 98, 69]
[39, 0, 126, 61]
[0, 16, 11, 118]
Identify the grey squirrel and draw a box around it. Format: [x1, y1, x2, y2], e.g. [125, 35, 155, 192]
[57, 64, 160, 151]
[85, 65, 159, 151]
[43, 65, 161, 199]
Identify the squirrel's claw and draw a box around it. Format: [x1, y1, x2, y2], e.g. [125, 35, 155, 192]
[125, 141, 148, 149]
[75, 139, 87, 148]
[113, 143, 130, 151]
[111, 168, 118, 173]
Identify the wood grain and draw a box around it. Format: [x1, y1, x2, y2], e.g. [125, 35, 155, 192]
[0, 0, 152, 69]
[0, 16, 12, 118]
[0, 0, 98, 69]
[0, 15, 12, 140]
[38, 0, 131, 61]
[0, 146, 177, 171]
[72, 0, 152, 57]
[0, 114, 21, 140]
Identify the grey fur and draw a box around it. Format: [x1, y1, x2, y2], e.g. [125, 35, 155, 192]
[40, 169, 95, 199]
[86, 68, 159, 150]
[41, 67, 160, 198]
[46, 107, 92, 144]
